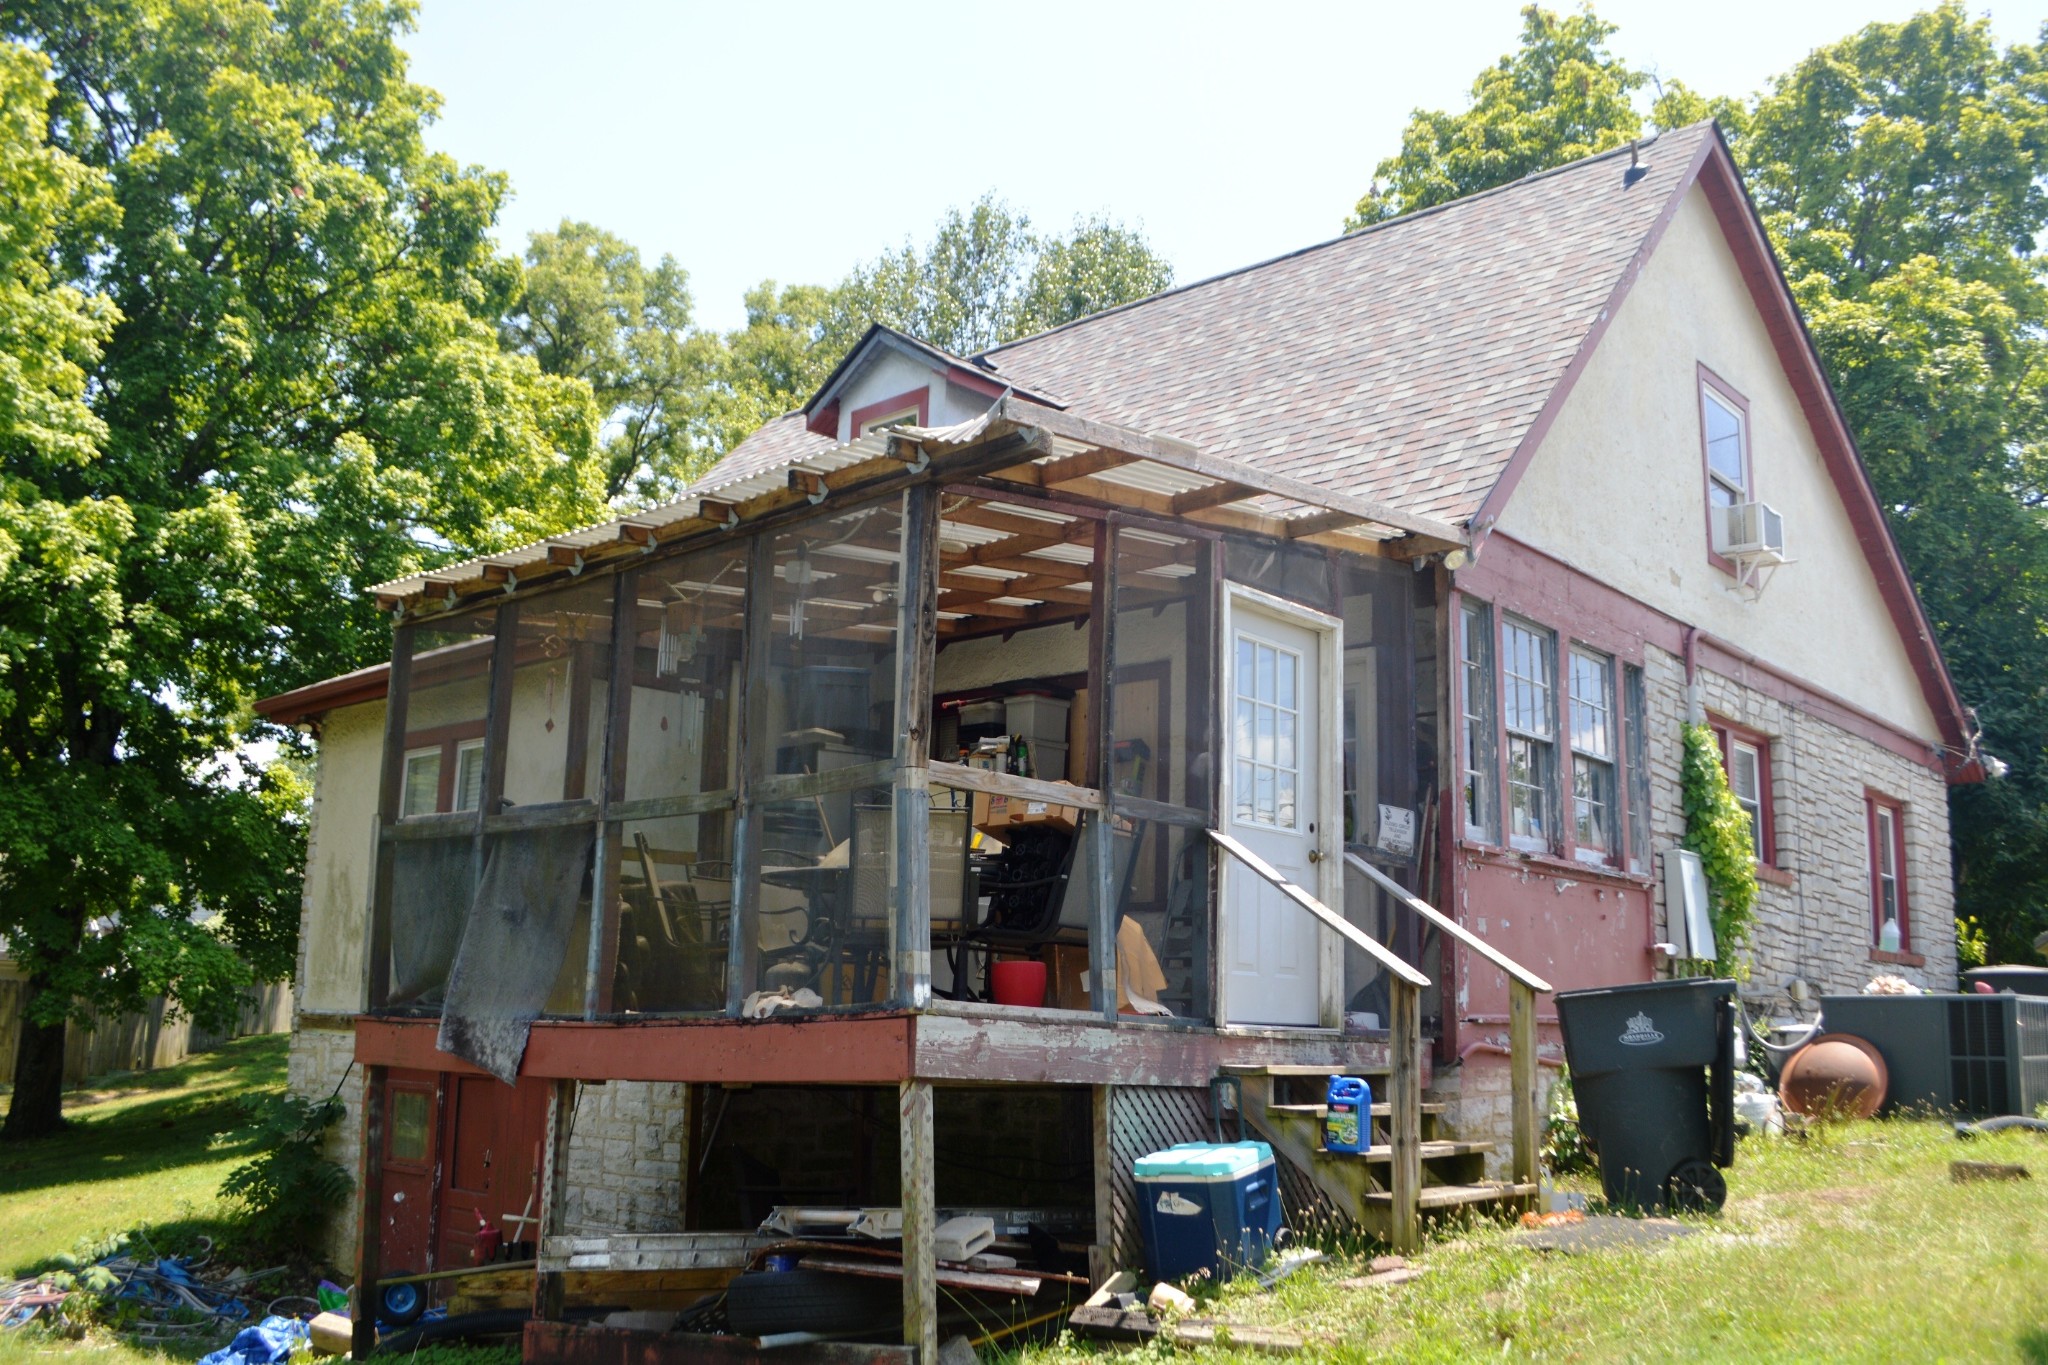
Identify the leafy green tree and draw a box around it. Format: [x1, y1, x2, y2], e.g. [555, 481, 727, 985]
[1730, 6, 2048, 964]
[1016, 214, 1175, 339]
[0, 0, 607, 1137]
[504, 220, 727, 503]
[1347, 5, 1648, 227]
[719, 197, 1173, 435]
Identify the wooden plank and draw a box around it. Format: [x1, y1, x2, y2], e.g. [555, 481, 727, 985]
[1509, 979, 1540, 1192]
[1387, 980, 1422, 1256]
[996, 399, 1468, 547]
[795, 1255, 1041, 1297]
[898, 1080, 937, 1363]
[1169, 479, 1261, 514]
[926, 763, 1106, 810]
[524, 1320, 917, 1365]
[995, 446, 1133, 487]
[1210, 832, 1428, 987]
[354, 1013, 918, 1084]
[753, 758, 899, 805]
[1067, 1306, 1307, 1355]
[1343, 852, 1552, 993]
[350, 1066, 387, 1361]
[535, 1079, 576, 1321]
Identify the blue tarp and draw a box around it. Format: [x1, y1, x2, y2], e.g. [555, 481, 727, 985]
[198, 1315, 308, 1365]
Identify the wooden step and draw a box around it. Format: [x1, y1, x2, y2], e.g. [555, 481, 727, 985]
[1363, 1182, 1538, 1211]
[1266, 1102, 1447, 1118]
[1319, 1140, 1492, 1164]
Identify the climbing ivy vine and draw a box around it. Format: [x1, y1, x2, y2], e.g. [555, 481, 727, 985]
[1679, 723, 1759, 977]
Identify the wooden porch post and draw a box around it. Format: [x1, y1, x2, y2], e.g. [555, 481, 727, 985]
[899, 1080, 938, 1361]
[1090, 1084, 1115, 1284]
[893, 485, 938, 1009]
[1509, 978, 1540, 1194]
[1388, 979, 1422, 1256]
[350, 1065, 387, 1361]
[532, 1079, 577, 1322]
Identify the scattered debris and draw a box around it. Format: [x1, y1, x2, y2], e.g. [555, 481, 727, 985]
[1520, 1210, 1587, 1229]
[197, 1315, 308, 1365]
[1509, 1215, 1695, 1254]
[1253, 1248, 1325, 1289]
[1068, 1300, 1310, 1355]
[1336, 1255, 1424, 1291]
[1146, 1282, 1196, 1316]
[1951, 1161, 2030, 1183]
[1, 1237, 284, 1341]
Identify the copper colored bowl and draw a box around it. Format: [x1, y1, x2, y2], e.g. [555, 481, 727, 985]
[1778, 1032, 1889, 1119]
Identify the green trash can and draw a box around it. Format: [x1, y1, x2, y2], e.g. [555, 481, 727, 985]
[1554, 978, 1738, 1212]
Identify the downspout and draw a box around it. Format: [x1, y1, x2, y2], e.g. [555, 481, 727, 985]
[1681, 625, 1705, 727]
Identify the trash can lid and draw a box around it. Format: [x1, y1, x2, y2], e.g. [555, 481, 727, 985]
[1134, 1142, 1273, 1179]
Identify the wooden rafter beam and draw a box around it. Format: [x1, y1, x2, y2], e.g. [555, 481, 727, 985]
[1169, 481, 1260, 515]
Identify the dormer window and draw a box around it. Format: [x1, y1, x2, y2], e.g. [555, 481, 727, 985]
[851, 388, 931, 437]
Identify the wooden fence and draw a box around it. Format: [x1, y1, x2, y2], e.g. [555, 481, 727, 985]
[0, 969, 292, 1086]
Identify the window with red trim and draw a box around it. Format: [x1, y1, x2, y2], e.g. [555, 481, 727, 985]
[1699, 368, 1752, 573]
[1867, 793, 1908, 950]
[399, 725, 486, 816]
[1710, 719, 1774, 866]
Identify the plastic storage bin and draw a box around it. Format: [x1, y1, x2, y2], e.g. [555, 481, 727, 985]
[1133, 1141, 1280, 1282]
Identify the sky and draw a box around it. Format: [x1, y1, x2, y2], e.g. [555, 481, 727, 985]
[403, 1, 2045, 333]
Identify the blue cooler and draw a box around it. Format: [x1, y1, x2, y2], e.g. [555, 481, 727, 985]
[1132, 1141, 1280, 1282]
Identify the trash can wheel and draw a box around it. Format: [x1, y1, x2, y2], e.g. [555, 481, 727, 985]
[379, 1279, 427, 1326]
[1665, 1159, 1727, 1214]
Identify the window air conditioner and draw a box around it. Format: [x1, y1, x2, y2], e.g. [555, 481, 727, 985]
[1715, 501, 1786, 564]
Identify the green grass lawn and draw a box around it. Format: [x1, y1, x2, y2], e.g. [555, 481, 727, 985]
[0, 1034, 289, 1279]
[1019, 1118, 2048, 1363]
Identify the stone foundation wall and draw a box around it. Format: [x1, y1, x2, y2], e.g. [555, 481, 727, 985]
[561, 1081, 690, 1234]
[1643, 644, 1957, 1011]
[286, 1020, 364, 1270]
[1424, 1050, 1565, 1180]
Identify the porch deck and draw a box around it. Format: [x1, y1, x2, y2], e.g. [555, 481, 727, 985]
[352, 1008, 1427, 1089]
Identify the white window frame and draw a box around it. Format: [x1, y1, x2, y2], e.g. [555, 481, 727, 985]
[1500, 616, 1556, 853]
[1567, 647, 1617, 864]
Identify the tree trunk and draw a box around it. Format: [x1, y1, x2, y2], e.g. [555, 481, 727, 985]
[4, 979, 69, 1140]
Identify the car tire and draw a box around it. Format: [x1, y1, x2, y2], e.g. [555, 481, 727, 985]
[723, 1269, 899, 1337]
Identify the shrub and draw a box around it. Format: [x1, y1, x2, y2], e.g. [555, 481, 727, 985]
[1540, 1068, 1594, 1176]
[218, 1091, 351, 1260]
[1679, 722, 1759, 976]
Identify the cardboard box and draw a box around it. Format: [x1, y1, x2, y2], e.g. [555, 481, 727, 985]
[1006, 796, 1079, 832]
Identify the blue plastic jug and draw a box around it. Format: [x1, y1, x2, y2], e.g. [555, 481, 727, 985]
[1324, 1075, 1371, 1153]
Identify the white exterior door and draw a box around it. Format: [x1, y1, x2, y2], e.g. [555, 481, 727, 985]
[1222, 595, 1334, 1027]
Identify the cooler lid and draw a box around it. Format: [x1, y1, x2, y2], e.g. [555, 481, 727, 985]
[1133, 1141, 1273, 1179]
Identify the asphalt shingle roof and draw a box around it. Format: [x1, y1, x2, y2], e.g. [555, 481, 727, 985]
[711, 123, 1716, 527]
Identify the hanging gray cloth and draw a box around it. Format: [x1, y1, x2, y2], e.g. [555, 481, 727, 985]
[388, 835, 477, 1005]
[437, 824, 593, 1084]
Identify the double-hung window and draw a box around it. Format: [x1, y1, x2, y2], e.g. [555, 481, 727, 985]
[1867, 794, 1908, 950]
[399, 736, 485, 817]
[1500, 618, 1556, 850]
[1711, 720, 1774, 866]
[1459, 599, 1499, 841]
[1568, 649, 1617, 863]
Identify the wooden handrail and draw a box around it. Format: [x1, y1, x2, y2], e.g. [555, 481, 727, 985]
[1343, 851, 1552, 994]
[1207, 831, 1428, 989]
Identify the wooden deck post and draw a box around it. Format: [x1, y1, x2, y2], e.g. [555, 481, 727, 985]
[1090, 1084, 1115, 1284]
[350, 1065, 387, 1361]
[1387, 979, 1422, 1256]
[899, 1080, 938, 1362]
[1509, 978, 1539, 1194]
[532, 1079, 577, 1322]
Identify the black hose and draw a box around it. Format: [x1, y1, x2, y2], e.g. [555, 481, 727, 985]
[1955, 1115, 2048, 1139]
[370, 1309, 533, 1354]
